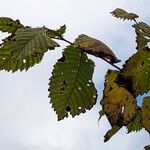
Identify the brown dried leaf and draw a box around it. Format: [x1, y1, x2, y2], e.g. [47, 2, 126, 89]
[74, 34, 120, 64]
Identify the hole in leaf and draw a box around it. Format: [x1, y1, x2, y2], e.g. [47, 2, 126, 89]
[58, 55, 65, 62]
[87, 84, 90, 87]
[78, 87, 81, 90]
[2, 57, 5, 60]
[23, 59, 26, 63]
[88, 80, 92, 83]
[66, 106, 71, 112]
[33, 52, 38, 57]
[93, 95, 96, 98]
[78, 107, 82, 110]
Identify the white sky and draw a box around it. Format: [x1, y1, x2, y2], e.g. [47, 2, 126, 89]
[0, 0, 150, 150]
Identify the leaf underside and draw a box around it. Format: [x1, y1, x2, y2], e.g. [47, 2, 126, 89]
[49, 46, 97, 120]
[142, 97, 150, 133]
[122, 48, 150, 96]
[74, 34, 120, 64]
[100, 70, 136, 127]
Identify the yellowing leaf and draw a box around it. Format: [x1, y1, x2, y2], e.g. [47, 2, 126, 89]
[142, 97, 150, 133]
[111, 8, 139, 21]
[0, 17, 23, 33]
[49, 46, 97, 120]
[73, 34, 120, 64]
[122, 49, 150, 96]
[100, 70, 136, 126]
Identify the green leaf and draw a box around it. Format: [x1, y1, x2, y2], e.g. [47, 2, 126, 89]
[142, 97, 150, 133]
[122, 49, 150, 96]
[145, 145, 150, 150]
[56, 25, 66, 36]
[10, 28, 59, 60]
[74, 34, 120, 64]
[0, 37, 44, 72]
[111, 8, 139, 21]
[104, 126, 121, 142]
[127, 110, 143, 133]
[49, 46, 97, 120]
[46, 25, 66, 38]
[0, 17, 23, 33]
[100, 70, 136, 126]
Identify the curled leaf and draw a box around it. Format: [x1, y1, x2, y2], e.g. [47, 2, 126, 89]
[74, 34, 120, 64]
[111, 8, 139, 21]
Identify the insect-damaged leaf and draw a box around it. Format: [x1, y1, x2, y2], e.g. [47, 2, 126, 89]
[133, 22, 150, 51]
[100, 70, 136, 127]
[73, 34, 120, 64]
[0, 17, 24, 33]
[0, 37, 44, 72]
[49, 46, 97, 120]
[111, 8, 139, 21]
[10, 28, 59, 60]
[122, 48, 150, 96]
[142, 97, 150, 133]
[127, 110, 143, 133]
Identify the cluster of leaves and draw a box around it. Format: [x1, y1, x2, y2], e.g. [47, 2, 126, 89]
[0, 8, 149, 150]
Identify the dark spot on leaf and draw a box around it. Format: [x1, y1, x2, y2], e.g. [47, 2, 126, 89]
[109, 87, 113, 91]
[66, 106, 71, 112]
[59, 80, 67, 91]
[141, 61, 144, 66]
[58, 55, 65, 62]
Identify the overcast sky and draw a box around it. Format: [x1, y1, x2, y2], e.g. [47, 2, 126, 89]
[0, 0, 150, 150]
